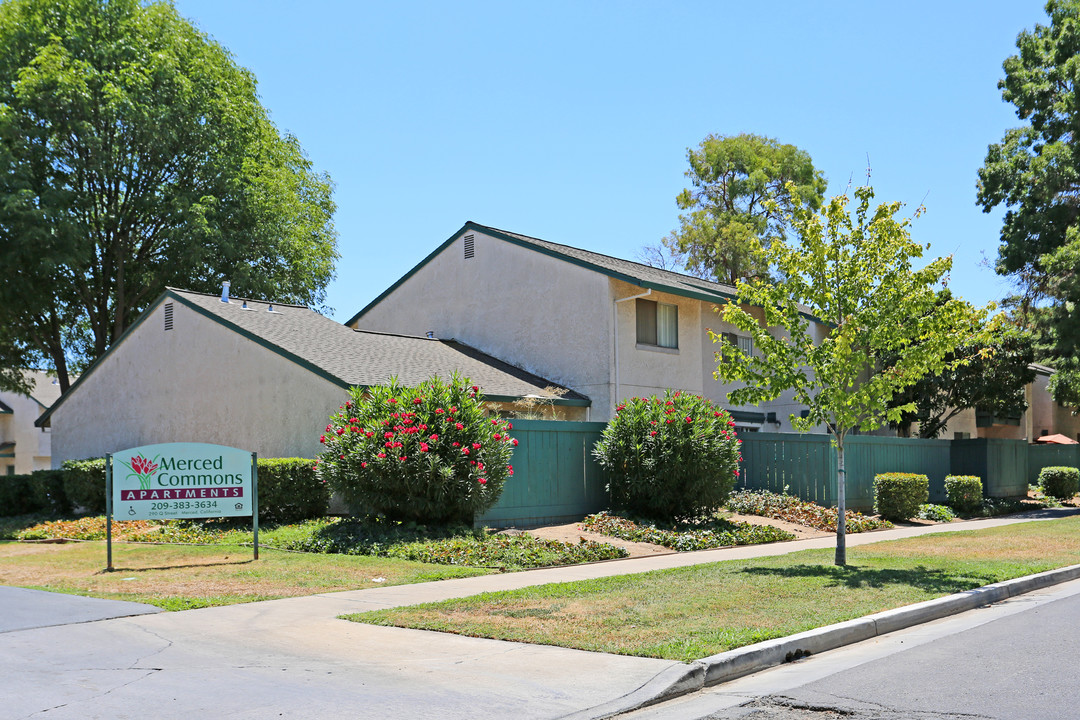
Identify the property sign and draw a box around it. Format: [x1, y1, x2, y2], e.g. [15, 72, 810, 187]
[111, 442, 254, 521]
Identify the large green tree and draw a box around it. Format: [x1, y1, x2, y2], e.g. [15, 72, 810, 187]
[0, 0, 338, 393]
[976, 0, 1080, 407]
[888, 319, 1036, 439]
[659, 133, 826, 285]
[714, 185, 986, 565]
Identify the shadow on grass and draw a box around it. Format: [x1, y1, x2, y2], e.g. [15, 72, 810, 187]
[740, 563, 1000, 594]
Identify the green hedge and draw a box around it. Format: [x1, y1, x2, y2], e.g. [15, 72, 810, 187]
[1, 457, 329, 522]
[1038, 466, 1080, 500]
[874, 472, 929, 521]
[0, 474, 38, 516]
[944, 475, 983, 514]
[256, 458, 331, 524]
[62, 458, 107, 514]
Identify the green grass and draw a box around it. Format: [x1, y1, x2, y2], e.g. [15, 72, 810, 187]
[0, 539, 490, 610]
[346, 517, 1080, 662]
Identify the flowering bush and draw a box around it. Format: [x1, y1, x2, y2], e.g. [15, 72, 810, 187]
[592, 390, 741, 521]
[317, 375, 515, 523]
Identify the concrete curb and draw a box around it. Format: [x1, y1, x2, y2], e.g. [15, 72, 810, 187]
[567, 562, 1080, 720]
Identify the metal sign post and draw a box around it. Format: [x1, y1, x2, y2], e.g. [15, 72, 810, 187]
[105, 453, 113, 572]
[252, 452, 259, 561]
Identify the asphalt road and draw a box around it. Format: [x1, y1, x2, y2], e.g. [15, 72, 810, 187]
[622, 578, 1080, 720]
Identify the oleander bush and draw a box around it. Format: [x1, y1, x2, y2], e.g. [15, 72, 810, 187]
[317, 374, 515, 524]
[873, 472, 929, 521]
[1038, 466, 1080, 501]
[944, 475, 983, 514]
[593, 391, 741, 522]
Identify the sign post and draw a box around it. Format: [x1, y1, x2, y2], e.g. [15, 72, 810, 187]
[105, 443, 259, 570]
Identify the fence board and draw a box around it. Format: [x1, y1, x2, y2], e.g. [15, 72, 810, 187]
[1028, 445, 1080, 484]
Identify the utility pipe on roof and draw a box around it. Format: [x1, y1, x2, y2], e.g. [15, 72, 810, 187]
[613, 288, 652, 415]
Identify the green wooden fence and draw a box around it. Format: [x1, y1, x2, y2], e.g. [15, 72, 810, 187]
[477, 419, 609, 528]
[477, 421, 1080, 527]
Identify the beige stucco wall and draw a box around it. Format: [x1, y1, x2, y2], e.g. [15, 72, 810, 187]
[0, 388, 52, 474]
[353, 230, 613, 417]
[50, 301, 350, 466]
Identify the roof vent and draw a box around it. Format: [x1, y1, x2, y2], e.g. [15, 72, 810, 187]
[426, 331, 435, 339]
[221, 281, 231, 303]
[164, 302, 174, 331]
[463, 234, 475, 260]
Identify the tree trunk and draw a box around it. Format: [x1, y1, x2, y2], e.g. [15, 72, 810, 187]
[835, 436, 847, 566]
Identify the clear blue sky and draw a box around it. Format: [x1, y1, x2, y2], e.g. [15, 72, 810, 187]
[172, 0, 1048, 323]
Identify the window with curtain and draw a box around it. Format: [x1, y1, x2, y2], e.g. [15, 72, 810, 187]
[721, 332, 754, 358]
[636, 299, 678, 349]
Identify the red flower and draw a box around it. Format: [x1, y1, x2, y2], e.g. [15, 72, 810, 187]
[436, 408, 445, 414]
[429, 434, 439, 441]
[728, 420, 736, 427]
[377, 452, 386, 458]
[130, 455, 159, 475]
[650, 431, 657, 437]
[339, 454, 345, 460]
[494, 433, 501, 440]
[472, 386, 479, 392]
[685, 416, 693, 423]
[349, 417, 358, 424]
[714, 411, 722, 417]
[345, 401, 352, 408]
[506, 423, 512, 430]
[325, 424, 332, 432]
[452, 442, 460, 447]
[366, 431, 375, 438]
[336, 427, 345, 435]
[478, 477, 487, 485]
[666, 418, 673, 424]
[361, 462, 368, 468]
[419, 424, 428, 430]
[413, 397, 423, 404]
[319, 435, 326, 444]
[455, 422, 464, 430]
[507, 465, 514, 476]
[450, 406, 457, 413]
[384, 432, 394, 439]
[472, 443, 481, 449]
[420, 443, 429, 452]
[399, 456, 407, 461]
[388, 398, 397, 404]
[511, 438, 518, 446]
[462, 448, 470, 455]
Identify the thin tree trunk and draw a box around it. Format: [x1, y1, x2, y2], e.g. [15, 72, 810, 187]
[835, 437, 847, 566]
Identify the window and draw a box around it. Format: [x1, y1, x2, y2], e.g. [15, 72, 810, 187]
[636, 299, 678, 349]
[721, 332, 753, 358]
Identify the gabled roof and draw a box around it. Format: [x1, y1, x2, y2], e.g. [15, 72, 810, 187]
[37, 288, 588, 427]
[347, 221, 742, 326]
[0, 399, 11, 414]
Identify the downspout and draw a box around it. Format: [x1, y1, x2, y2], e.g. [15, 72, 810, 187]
[613, 288, 652, 414]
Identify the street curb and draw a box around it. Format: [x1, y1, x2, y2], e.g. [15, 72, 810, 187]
[567, 562, 1080, 720]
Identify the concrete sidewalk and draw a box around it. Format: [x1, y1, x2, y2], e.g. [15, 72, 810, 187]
[2, 509, 1077, 720]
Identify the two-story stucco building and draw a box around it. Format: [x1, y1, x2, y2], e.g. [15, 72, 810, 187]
[348, 222, 828, 432]
[0, 370, 62, 475]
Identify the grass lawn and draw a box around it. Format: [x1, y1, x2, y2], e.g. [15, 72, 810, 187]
[346, 517, 1080, 662]
[0, 540, 490, 610]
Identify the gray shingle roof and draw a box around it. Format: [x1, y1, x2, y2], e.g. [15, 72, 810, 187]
[172, 289, 587, 404]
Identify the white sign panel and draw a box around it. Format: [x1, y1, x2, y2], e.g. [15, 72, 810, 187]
[112, 443, 253, 520]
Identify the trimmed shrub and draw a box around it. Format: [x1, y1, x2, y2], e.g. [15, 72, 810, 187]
[257, 458, 331, 524]
[27, 469, 71, 515]
[317, 374, 515, 524]
[873, 472, 929, 521]
[62, 458, 107, 514]
[0, 474, 40, 516]
[1038, 466, 1080, 500]
[593, 390, 741, 521]
[944, 475, 983, 514]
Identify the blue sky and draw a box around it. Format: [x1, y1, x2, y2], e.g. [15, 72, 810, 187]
[172, 0, 1049, 323]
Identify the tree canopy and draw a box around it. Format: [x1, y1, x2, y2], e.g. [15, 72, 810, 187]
[657, 133, 826, 285]
[714, 185, 986, 564]
[0, 0, 338, 393]
[888, 318, 1036, 439]
[976, 0, 1080, 408]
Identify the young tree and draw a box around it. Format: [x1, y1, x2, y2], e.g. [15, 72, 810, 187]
[976, 0, 1080, 407]
[659, 133, 826, 285]
[713, 185, 987, 565]
[0, 0, 338, 391]
[888, 321, 1036, 439]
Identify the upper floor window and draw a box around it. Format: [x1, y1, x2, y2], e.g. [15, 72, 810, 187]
[721, 332, 754, 358]
[637, 299, 678, 349]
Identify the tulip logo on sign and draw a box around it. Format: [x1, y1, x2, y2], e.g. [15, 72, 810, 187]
[120, 454, 160, 490]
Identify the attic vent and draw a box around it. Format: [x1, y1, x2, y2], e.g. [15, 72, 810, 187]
[463, 234, 475, 259]
[164, 302, 174, 331]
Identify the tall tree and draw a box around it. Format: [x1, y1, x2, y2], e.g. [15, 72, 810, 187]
[658, 133, 826, 285]
[888, 319, 1036, 439]
[714, 185, 986, 565]
[976, 0, 1080, 407]
[0, 0, 338, 392]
